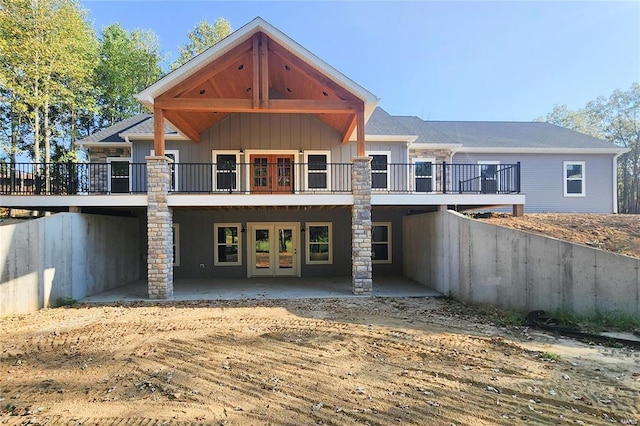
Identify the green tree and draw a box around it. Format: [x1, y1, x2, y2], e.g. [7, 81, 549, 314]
[540, 83, 640, 213]
[95, 23, 163, 128]
[0, 0, 98, 164]
[171, 18, 231, 70]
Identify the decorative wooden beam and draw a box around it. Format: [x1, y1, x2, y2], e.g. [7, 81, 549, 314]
[164, 111, 201, 143]
[158, 39, 253, 99]
[356, 109, 365, 156]
[341, 114, 357, 144]
[153, 108, 165, 156]
[252, 34, 260, 109]
[260, 33, 269, 109]
[155, 97, 362, 114]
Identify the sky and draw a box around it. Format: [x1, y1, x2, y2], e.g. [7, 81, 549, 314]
[80, 1, 639, 122]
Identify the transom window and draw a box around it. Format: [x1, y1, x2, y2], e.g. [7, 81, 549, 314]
[214, 223, 242, 266]
[564, 161, 585, 197]
[306, 222, 332, 264]
[372, 222, 391, 264]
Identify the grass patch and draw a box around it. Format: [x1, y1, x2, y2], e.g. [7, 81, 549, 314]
[540, 351, 561, 362]
[551, 310, 639, 333]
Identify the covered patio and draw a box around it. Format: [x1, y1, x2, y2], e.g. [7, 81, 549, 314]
[81, 276, 439, 303]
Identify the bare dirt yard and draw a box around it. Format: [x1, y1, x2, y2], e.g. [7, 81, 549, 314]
[474, 213, 640, 259]
[1, 298, 638, 425]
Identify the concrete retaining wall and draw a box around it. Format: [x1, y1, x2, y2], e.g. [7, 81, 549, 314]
[404, 210, 639, 317]
[0, 213, 140, 315]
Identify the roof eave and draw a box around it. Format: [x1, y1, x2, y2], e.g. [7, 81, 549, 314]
[457, 147, 630, 154]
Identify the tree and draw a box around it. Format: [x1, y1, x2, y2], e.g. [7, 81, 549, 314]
[0, 0, 98, 164]
[539, 83, 640, 213]
[171, 18, 231, 70]
[94, 24, 163, 128]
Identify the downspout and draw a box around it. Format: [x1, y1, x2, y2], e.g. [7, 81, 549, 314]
[613, 152, 622, 214]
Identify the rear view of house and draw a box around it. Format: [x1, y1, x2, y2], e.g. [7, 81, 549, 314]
[0, 18, 625, 300]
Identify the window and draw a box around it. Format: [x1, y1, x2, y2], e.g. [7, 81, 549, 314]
[214, 153, 239, 191]
[304, 152, 331, 190]
[372, 222, 391, 264]
[150, 150, 179, 191]
[172, 224, 180, 267]
[306, 223, 332, 264]
[107, 157, 131, 193]
[478, 161, 500, 194]
[412, 158, 434, 192]
[564, 161, 585, 197]
[368, 151, 390, 190]
[214, 223, 242, 266]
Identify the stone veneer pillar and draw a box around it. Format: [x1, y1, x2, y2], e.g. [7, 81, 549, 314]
[352, 156, 373, 295]
[146, 156, 174, 299]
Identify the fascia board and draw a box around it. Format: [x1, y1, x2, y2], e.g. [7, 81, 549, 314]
[75, 141, 132, 148]
[409, 143, 463, 150]
[362, 135, 418, 143]
[457, 147, 630, 155]
[118, 133, 188, 141]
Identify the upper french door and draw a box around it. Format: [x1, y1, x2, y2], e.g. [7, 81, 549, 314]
[250, 155, 294, 193]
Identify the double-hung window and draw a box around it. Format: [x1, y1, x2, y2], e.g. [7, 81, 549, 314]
[306, 223, 332, 264]
[214, 152, 239, 191]
[368, 152, 390, 190]
[304, 152, 330, 190]
[372, 222, 392, 263]
[172, 224, 180, 267]
[564, 161, 585, 197]
[214, 223, 241, 266]
[412, 158, 435, 192]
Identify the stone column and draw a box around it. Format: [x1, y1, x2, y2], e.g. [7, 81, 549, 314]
[352, 156, 373, 295]
[146, 156, 174, 299]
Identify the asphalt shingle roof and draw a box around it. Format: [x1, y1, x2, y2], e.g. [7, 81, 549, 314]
[79, 108, 615, 151]
[77, 114, 179, 143]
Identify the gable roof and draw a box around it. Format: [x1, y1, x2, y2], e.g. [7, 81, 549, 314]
[135, 17, 378, 143]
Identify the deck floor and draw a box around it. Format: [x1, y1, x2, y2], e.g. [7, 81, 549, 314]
[81, 276, 440, 303]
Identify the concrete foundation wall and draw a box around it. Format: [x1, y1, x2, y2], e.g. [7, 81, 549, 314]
[404, 210, 639, 317]
[0, 213, 140, 315]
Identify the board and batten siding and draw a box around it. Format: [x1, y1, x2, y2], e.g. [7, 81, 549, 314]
[452, 152, 616, 213]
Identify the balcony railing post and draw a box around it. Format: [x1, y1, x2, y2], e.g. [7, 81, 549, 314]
[516, 161, 521, 193]
[442, 161, 447, 194]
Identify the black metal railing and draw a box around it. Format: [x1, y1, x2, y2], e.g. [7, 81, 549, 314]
[0, 161, 521, 195]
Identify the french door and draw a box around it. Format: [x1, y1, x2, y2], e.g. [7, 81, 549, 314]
[250, 155, 294, 193]
[248, 223, 299, 277]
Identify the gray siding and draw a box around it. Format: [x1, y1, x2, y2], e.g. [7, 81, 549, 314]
[172, 207, 352, 279]
[452, 152, 616, 213]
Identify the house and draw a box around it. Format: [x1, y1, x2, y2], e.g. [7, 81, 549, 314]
[0, 17, 627, 300]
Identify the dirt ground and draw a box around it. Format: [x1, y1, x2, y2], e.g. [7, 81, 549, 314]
[474, 213, 640, 259]
[1, 298, 638, 425]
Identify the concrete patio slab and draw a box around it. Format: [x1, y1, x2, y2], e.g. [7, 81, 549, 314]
[81, 276, 440, 303]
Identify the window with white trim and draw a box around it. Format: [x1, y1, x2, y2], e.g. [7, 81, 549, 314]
[214, 152, 239, 191]
[478, 161, 500, 194]
[368, 151, 390, 190]
[172, 223, 180, 267]
[106, 157, 131, 193]
[304, 152, 331, 190]
[564, 161, 585, 197]
[214, 223, 242, 266]
[306, 223, 332, 264]
[412, 158, 435, 192]
[150, 149, 179, 191]
[372, 222, 392, 264]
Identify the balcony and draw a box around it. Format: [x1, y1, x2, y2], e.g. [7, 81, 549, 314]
[0, 161, 521, 196]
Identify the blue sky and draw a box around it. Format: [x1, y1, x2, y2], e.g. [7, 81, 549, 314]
[81, 1, 639, 122]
